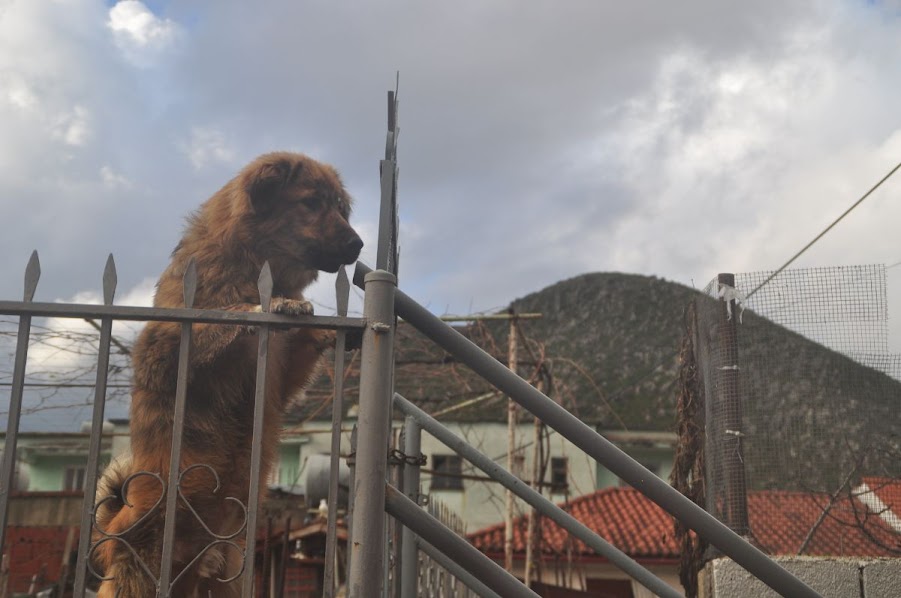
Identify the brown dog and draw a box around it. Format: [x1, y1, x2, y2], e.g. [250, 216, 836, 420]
[93, 152, 363, 597]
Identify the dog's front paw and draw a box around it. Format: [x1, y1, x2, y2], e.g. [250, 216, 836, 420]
[270, 298, 314, 316]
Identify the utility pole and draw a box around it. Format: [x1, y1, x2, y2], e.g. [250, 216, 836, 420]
[504, 309, 518, 573]
[523, 378, 544, 588]
[435, 310, 543, 575]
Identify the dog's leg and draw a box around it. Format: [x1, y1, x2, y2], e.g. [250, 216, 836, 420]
[132, 303, 266, 393]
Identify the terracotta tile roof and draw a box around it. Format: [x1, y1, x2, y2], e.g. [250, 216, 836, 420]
[468, 486, 901, 560]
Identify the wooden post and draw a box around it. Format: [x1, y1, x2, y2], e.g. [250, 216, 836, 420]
[504, 311, 518, 573]
[717, 273, 749, 535]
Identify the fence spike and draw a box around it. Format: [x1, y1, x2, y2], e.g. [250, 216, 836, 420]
[103, 254, 117, 306]
[336, 266, 349, 317]
[24, 250, 40, 302]
[258, 261, 273, 313]
[183, 258, 197, 308]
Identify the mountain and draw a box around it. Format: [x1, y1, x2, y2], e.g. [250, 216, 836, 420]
[298, 272, 701, 430]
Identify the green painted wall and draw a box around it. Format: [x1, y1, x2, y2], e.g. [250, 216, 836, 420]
[275, 442, 302, 491]
[28, 454, 110, 492]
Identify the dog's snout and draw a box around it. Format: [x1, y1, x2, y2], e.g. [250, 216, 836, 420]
[345, 235, 364, 261]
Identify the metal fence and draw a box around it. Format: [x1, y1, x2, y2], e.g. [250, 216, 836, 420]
[693, 267, 901, 553]
[0, 83, 825, 598]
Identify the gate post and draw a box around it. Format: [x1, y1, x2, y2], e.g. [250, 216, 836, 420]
[348, 269, 396, 597]
[715, 273, 749, 536]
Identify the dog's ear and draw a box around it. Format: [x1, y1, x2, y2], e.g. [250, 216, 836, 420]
[246, 158, 295, 213]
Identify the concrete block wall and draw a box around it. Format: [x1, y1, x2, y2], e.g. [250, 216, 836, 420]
[701, 557, 901, 598]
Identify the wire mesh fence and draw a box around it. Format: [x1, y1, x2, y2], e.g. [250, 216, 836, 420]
[417, 500, 476, 598]
[694, 264, 901, 557]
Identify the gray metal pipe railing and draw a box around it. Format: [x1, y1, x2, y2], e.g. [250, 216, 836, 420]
[393, 393, 681, 598]
[356, 261, 820, 598]
[347, 270, 397, 597]
[418, 539, 502, 598]
[385, 484, 539, 598]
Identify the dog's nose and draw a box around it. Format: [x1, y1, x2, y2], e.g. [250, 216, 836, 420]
[345, 236, 364, 261]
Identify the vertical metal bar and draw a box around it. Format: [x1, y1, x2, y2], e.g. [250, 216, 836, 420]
[378, 84, 400, 276]
[324, 266, 349, 598]
[276, 516, 291, 598]
[716, 273, 749, 536]
[385, 485, 540, 598]
[73, 255, 117, 597]
[345, 424, 357, 582]
[158, 259, 198, 597]
[399, 416, 421, 598]
[376, 161, 397, 273]
[0, 251, 40, 564]
[386, 428, 400, 597]
[524, 412, 541, 588]
[242, 262, 275, 597]
[261, 516, 273, 598]
[347, 270, 396, 597]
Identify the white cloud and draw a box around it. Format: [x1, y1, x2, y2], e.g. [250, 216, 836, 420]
[100, 165, 132, 189]
[53, 104, 92, 147]
[182, 126, 238, 170]
[4, 75, 38, 111]
[25, 277, 156, 377]
[107, 0, 180, 66]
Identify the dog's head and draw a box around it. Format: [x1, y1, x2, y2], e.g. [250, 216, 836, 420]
[239, 152, 363, 277]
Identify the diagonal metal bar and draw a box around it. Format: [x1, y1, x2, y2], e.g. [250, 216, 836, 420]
[355, 261, 821, 598]
[242, 261, 274, 597]
[0, 251, 40, 561]
[324, 266, 350, 598]
[417, 539, 501, 598]
[385, 484, 539, 598]
[393, 393, 681, 598]
[159, 258, 197, 596]
[73, 254, 118, 598]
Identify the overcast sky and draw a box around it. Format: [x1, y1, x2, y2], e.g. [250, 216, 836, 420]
[2, 1, 900, 428]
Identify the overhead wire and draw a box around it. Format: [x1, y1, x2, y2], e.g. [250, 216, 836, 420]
[746, 159, 901, 300]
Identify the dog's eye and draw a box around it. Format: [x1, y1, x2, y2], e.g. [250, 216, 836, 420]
[303, 195, 323, 210]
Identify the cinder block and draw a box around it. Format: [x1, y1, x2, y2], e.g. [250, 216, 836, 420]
[861, 559, 901, 598]
[704, 557, 861, 597]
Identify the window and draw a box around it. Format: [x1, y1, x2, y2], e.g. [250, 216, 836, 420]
[512, 454, 525, 478]
[550, 457, 569, 492]
[430, 454, 463, 491]
[64, 466, 86, 491]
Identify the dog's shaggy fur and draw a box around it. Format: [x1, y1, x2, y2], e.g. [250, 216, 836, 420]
[92, 152, 363, 597]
